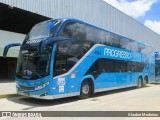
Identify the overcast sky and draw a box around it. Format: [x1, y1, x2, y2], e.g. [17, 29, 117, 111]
[103, 0, 160, 34]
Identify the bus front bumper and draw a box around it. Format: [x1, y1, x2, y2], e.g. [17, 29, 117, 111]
[17, 92, 75, 100]
[17, 92, 55, 100]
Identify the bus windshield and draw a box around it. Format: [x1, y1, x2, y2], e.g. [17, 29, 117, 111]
[16, 46, 52, 80]
[28, 20, 61, 40]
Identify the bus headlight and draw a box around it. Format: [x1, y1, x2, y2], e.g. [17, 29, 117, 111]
[35, 82, 49, 90]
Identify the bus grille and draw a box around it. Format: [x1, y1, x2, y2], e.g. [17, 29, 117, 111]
[17, 84, 35, 91]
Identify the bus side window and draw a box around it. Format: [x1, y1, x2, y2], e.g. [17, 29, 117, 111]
[120, 61, 127, 72]
[98, 59, 105, 73]
[127, 62, 133, 72]
[114, 61, 121, 72]
[88, 60, 99, 74]
[105, 59, 114, 72]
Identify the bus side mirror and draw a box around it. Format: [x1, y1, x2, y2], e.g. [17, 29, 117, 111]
[3, 43, 21, 58]
[38, 38, 56, 55]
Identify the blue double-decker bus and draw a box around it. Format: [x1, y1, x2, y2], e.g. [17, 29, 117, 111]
[4, 18, 155, 99]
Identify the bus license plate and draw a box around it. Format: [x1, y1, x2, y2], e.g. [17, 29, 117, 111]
[23, 92, 30, 96]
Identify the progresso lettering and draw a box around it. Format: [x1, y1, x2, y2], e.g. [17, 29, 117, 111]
[104, 48, 132, 59]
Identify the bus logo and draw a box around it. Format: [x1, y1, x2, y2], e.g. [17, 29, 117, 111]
[57, 78, 66, 86]
[104, 48, 132, 60]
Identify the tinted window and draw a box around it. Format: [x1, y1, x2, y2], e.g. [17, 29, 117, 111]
[60, 22, 94, 54]
[114, 61, 127, 72]
[85, 25, 99, 43]
[59, 21, 152, 54]
[145, 46, 153, 55]
[86, 58, 145, 78]
[120, 38, 139, 52]
[108, 33, 120, 47]
[127, 62, 144, 72]
[87, 59, 114, 74]
[25, 20, 61, 41]
[121, 61, 127, 72]
[127, 62, 133, 72]
[105, 59, 114, 72]
[139, 43, 146, 54]
[114, 61, 121, 72]
[133, 62, 144, 72]
[57, 40, 84, 59]
[85, 26, 120, 47]
[60, 22, 86, 40]
[139, 43, 153, 54]
[53, 40, 81, 77]
[54, 54, 78, 76]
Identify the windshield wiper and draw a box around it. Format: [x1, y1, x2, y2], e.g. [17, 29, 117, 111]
[32, 71, 42, 78]
[16, 73, 23, 78]
[16, 73, 32, 79]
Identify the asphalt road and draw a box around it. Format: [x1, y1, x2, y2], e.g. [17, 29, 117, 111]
[0, 84, 160, 120]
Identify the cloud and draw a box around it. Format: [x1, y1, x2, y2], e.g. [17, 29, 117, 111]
[103, 0, 158, 19]
[144, 20, 160, 34]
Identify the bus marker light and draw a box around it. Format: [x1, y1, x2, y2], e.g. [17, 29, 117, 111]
[46, 22, 54, 29]
[71, 86, 76, 88]
[52, 87, 58, 90]
[70, 73, 76, 78]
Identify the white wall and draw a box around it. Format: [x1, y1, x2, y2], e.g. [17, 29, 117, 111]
[0, 30, 25, 57]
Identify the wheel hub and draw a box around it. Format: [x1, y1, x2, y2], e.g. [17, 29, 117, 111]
[82, 84, 89, 94]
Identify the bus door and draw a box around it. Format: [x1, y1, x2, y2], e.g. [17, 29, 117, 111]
[53, 54, 69, 96]
[54, 53, 83, 96]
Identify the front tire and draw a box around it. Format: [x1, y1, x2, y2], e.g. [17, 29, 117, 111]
[79, 80, 91, 99]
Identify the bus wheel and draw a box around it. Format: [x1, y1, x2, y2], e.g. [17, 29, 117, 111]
[137, 77, 143, 88]
[79, 80, 91, 99]
[143, 76, 147, 87]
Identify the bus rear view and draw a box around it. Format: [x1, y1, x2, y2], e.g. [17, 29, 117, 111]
[3, 18, 155, 100]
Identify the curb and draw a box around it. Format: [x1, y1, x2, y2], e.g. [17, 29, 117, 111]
[0, 94, 19, 99]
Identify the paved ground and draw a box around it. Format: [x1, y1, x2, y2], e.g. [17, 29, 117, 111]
[0, 81, 16, 95]
[0, 80, 18, 99]
[0, 83, 160, 120]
